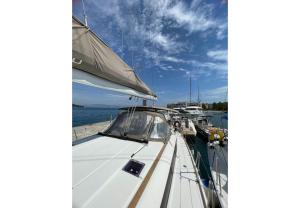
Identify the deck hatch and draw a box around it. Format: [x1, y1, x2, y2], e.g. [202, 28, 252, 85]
[123, 159, 145, 177]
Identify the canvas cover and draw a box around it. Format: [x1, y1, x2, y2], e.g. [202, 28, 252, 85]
[72, 16, 156, 98]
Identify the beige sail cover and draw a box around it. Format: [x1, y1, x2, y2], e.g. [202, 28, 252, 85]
[72, 16, 156, 98]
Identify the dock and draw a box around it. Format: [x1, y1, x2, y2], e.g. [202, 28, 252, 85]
[72, 121, 112, 142]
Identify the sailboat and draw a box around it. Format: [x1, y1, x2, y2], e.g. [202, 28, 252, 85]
[72, 16, 212, 208]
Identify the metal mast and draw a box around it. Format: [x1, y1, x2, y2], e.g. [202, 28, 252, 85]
[197, 85, 199, 104]
[189, 75, 192, 104]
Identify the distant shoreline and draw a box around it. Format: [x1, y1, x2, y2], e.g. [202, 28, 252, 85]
[72, 104, 84, 108]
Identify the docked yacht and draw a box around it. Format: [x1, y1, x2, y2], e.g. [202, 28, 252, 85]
[72, 16, 213, 208]
[185, 106, 206, 117]
[172, 115, 197, 137]
[173, 106, 210, 137]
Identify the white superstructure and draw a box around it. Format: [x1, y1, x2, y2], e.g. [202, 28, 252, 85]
[184, 106, 205, 117]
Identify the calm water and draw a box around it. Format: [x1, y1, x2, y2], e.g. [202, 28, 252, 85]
[206, 111, 228, 129]
[187, 111, 228, 182]
[73, 107, 119, 127]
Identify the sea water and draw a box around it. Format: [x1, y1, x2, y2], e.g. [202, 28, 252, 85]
[72, 107, 119, 127]
[187, 111, 228, 181]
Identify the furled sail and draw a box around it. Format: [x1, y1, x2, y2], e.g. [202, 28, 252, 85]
[72, 16, 157, 100]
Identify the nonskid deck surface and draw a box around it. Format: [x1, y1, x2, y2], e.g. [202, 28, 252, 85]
[73, 135, 164, 208]
[167, 132, 206, 208]
[72, 132, 207, 208]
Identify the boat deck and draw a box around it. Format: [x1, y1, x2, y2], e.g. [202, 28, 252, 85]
[167, 132, 207, 208]
[181, 120, 197, 137]
[72, 131, 208, 208]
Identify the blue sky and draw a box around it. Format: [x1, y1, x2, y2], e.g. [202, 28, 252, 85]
[73, 0, 227, 106]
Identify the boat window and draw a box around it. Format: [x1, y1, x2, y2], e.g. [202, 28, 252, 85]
[178, 109, 188, 113]
[105, 111, 153, 141]
[187, 108, 197, 110]
[160, 111, 170, 121]
[150, 116, 170, 140]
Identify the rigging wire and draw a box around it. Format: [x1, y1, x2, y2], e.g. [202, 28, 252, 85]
[81, 0, 88, 27]
[121, 29, 124, 58]
[124, 97, 139, 135]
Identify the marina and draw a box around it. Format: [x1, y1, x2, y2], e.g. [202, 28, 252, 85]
[72, 0, 228, 206]
[4, 0, 300, 207]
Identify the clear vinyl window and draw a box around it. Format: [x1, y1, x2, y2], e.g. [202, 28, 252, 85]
[105, 111, 153, 140]
[150, 116, 169, 140]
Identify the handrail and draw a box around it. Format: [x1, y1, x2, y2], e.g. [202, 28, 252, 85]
[183, 138, 208, 208]
[190, 143, 222, 208]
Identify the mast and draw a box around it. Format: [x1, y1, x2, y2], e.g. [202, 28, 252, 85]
[197, 85, 199, 104]
[189, 75, 192, 104]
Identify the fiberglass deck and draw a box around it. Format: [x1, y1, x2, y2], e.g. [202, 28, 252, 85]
[167, 132, 207, 208]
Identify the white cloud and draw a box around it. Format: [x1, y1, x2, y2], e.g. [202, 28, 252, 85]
[165, 2, 217, 34]
[162, 56, 186, 63]
[151, 32, 181, 51]
[81, 0, 227, 80]
[179, 67, 186, 71]
[160, 65, 176, 71]
[198, 62, 227, 71]
[207, 50, 227, 61]
[85, 0, 226, 55]
[201, 86, 228, 102]
[180, 59, 227, 79]
[143, 48, 160, 65]
[216, 22, 227, 40]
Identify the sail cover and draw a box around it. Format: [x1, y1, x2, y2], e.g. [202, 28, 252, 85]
[72, 16, 157, 100]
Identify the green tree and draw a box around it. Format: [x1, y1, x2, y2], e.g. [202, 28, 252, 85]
[212, 102, 217, 110]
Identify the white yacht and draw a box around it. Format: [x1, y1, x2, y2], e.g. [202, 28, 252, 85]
[72, 16, 213, 208]
[184, 106, 206, 117]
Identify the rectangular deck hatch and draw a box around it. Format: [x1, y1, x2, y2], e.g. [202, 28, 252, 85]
[123, 159, 145, 177]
